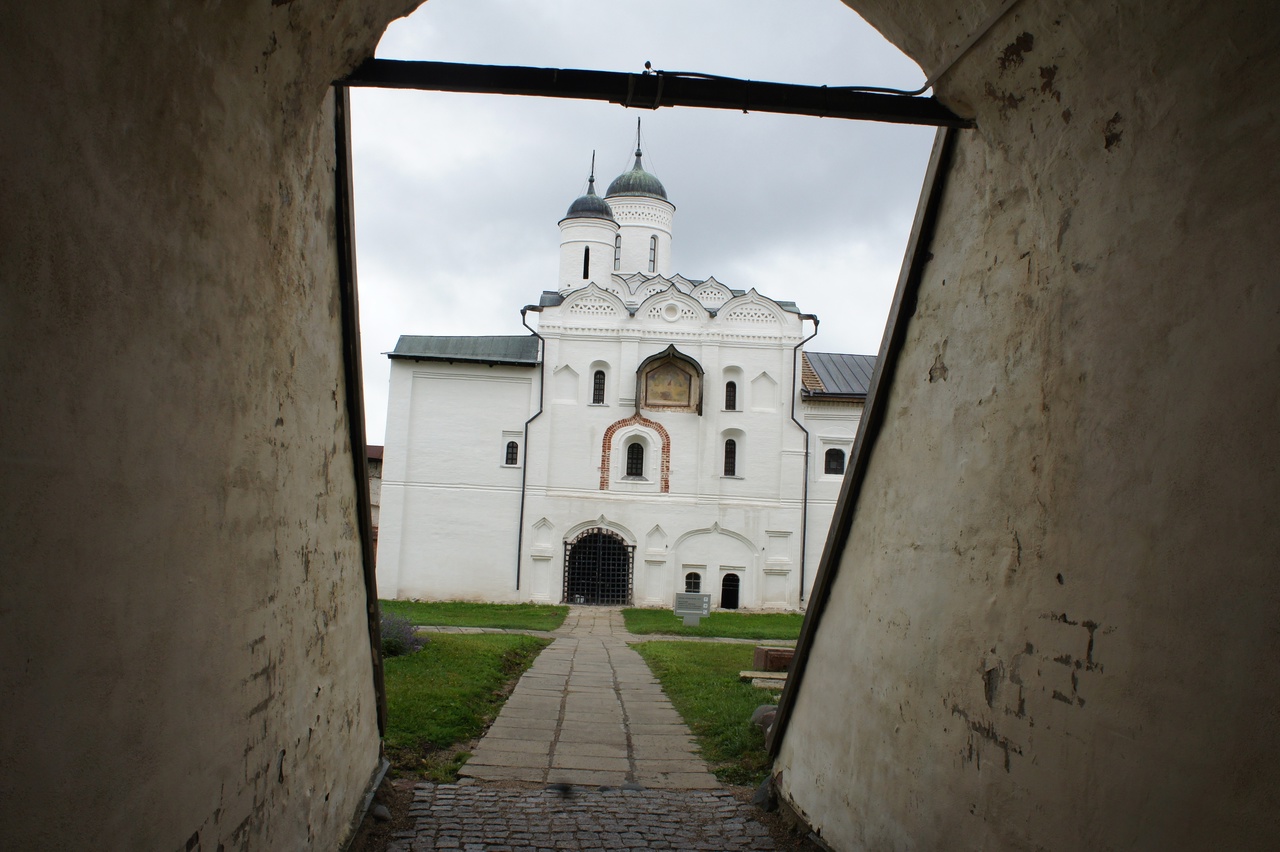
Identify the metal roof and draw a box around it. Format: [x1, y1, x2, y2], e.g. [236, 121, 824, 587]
[605, 149, 668, 200]
[562, 176, 615, 222]
[388, 335, 540, 366]
[803, 351, 876, 398]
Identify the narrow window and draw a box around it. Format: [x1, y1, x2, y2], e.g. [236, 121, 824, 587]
[720, 573, 740, 609]
[582, 246, 590, 279]
[626, 442, 645, 477]
[592, 370, 606, 404]
[723, 439, 737, 476]
[825, 448, 845, 475]
[685, 572, 701, 593]
[614, 234, 622, 271]
[505, 441, 519, 466]
[648, 235, 657, 272]
[724, 381, 737, 411]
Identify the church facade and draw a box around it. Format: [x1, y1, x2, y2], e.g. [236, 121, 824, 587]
[376, 146, 873, 610]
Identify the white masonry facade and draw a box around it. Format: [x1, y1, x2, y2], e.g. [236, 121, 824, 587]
[377, 146, 873, 610]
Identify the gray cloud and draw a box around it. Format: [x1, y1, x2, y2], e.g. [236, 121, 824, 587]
[354, 0, 935, 442]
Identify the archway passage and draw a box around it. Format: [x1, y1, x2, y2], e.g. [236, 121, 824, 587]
[720, 573, 740, 610]
[563, 528, 634, 605]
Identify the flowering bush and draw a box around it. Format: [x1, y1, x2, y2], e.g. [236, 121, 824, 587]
[380, 611, 428, 657]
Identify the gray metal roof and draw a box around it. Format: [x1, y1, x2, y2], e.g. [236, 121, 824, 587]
[805, 351, 876, 398]
[388, 335, 540, 366]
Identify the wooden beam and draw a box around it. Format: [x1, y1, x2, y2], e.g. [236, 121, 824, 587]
[341, 59, 971, 129]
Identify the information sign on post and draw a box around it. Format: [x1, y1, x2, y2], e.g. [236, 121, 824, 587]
[674, 593, 712, 627]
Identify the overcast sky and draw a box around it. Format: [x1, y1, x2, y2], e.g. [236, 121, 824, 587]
[351, 0, 936, 444]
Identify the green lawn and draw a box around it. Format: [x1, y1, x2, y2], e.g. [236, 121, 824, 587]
[383, 633, 550, 781]
[623, 607, 804, 640]
[632, 641, 778, 786]
[379, 599, 568, 631]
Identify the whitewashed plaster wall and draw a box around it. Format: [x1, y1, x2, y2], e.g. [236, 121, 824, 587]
[608, 195, 674, 277]
[0, 1, 417, 849]
[377, 361, 535, 601]
[379, 272, 868, 609]
[522, 285, 820, 609]
[776, 1, 1280, 849]
[799, 402, 861, 602]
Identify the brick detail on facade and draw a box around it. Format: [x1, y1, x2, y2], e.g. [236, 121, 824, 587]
[600, 413, 671, 493]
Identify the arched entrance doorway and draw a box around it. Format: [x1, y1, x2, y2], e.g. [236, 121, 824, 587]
[721, 573, 740, 610]
[563, 528, 634, 605]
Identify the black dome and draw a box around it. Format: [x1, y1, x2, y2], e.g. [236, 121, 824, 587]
[562, 176, 615, 221]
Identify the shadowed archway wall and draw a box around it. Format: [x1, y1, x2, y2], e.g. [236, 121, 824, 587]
[2, 2, 419, 848]
[775, 2, 1280, 849]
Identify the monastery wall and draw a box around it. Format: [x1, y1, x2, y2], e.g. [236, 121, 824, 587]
[776, 1, 1280, 848]
[0, 1, 417, 848]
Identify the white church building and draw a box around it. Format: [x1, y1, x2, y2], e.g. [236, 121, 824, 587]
[376, 143, 874, 611]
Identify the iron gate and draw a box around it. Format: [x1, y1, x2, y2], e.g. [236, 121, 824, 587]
[563, 528, 634, 605]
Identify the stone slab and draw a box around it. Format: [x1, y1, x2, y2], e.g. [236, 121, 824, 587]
[550, 754, 631, 772]
[465, 749, 549, 768]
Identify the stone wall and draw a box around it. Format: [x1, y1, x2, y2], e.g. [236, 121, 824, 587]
[1, 1, 418, 848]
[775, 1, 1280, 848]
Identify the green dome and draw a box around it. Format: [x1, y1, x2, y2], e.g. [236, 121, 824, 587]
[562, 176, 615, 221]
[606, 149, 668, 200]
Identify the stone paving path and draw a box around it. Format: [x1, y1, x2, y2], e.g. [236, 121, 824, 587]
[387, 606, 783, 851]
[462, 607, 718, 789]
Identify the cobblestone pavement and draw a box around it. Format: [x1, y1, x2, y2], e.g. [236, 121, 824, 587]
[386, 783, 777, 852]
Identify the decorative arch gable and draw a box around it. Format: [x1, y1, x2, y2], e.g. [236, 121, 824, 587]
[599, 413, 671, 492]
[639, 282, 676, 301]
[563, 514, 637, 546]
[638, 288, 708, 324]
[672, 522, 760, 556]
[719, 288, 788, 325]
[562, 282, 627, 318]
[692, 278, 732, 309]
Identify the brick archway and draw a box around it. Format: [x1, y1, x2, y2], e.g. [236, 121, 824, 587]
[600, 413, 671, 492]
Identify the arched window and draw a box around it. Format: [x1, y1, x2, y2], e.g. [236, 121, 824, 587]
[724, 381, 737, 411]
[685, 572, 701, 593]
[648, 235, 657, 272]
[824, 448, 845, 475]
[592, 370, 606, 404]
[723, 439, 737, 476]
[614, 234, 622, 271]
[626, 442, 645, 478]
[582, 246, 590, 279]
[505, 441, 519, 466]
